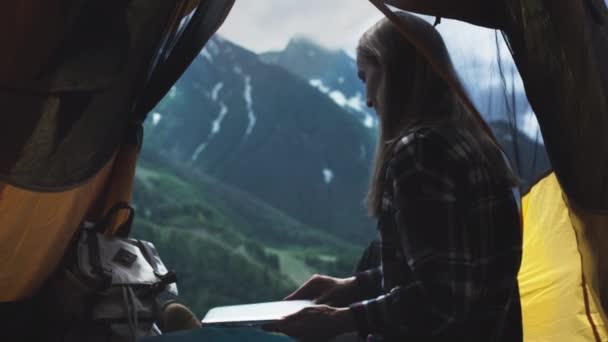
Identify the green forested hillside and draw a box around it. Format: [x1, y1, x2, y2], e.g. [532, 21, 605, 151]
[131, 151, 362, 317]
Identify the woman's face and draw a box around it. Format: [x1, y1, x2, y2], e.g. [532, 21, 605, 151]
[356, 54, 383, 114]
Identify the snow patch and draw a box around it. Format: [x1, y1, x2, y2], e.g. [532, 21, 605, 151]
[338, 77, 345, 84]
[310, 83, 373, 128]
[151, 112, 162, 126]
[243, 75, 257, 136]
[359, 145, 367, 160]
[191, 142, 208, 161]
[322, 168, 334, 184]
[329, 91, 366, 113]
[309, 79, 330, 93]
[348, 93, 366, 112]
[211, 82, 224, 101]
[230, 66, 257, 137]
[211, 103, 229, 134]
[329, 91, 347, 106]
[363, 114, 374, 128]
[191, 102, 229, 161]
[200, 48, 213, 63]
[169, 86, 177, 98]
[207, 40, 220, 55]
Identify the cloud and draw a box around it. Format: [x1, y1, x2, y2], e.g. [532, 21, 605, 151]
[218, 0, 383, 54]
[218, 2, 515, 62]
[217, 1, 531, 128]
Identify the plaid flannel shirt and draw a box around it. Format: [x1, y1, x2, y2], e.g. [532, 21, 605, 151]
[350, 125, 523, 341]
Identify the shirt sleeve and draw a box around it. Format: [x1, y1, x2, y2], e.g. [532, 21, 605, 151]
[349, 130, 512, 338]
[354, 266, 384, 299]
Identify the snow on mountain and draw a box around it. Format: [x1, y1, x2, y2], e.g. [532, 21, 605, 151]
[322, 168, 334, 184]
[243, 75, 256, 137]
[145, 35, 379, 244]
[261, 37, 377, 130]
[191, 100, 229, 161]
[201, 49, 213, 63]
[151, 112, 162, 126]
[309, 79, 330, 94]
[211, 82, 223, 100]
[307, 78, 373, 128]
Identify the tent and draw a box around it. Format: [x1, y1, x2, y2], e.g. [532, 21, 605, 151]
[1, 0, 607, 340]
[0, 0, 235, 302]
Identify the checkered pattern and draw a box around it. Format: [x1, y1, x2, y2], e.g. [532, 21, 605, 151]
[350, 125, 523, 341]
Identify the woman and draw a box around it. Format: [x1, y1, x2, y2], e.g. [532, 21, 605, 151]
[268, 12, 523, 342]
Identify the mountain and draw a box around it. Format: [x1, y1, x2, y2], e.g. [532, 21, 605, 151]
[261, 36, 551, 189]
[144, 35, 551, 246]
[261, 36, 376, 129]
[144, 36, 378, 245]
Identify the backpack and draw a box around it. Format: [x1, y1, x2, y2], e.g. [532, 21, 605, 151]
[45, 203, 178, 342]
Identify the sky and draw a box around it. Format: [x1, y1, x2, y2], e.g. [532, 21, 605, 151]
[218, 0, 381, 55]
[217, 0, 540, 139]
[218, 1, 512, 60]
[218, 1, 519, 91]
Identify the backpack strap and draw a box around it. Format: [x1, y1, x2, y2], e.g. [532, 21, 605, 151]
[85, 227, 113, 288]
[136, 240, 178, 290]
[97, 123, 141, 237]
[94, 202, 135, 238]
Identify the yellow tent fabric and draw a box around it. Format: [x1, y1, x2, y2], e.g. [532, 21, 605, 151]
[519, 173, 607, 341]
[567, 196, 608, 331]
[0, 156, 114, 301]
[0, 143, 138, 301]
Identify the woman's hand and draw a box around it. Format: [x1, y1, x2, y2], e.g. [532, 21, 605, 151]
[284, 274, 359, 307]
[265, 305, 355, 342]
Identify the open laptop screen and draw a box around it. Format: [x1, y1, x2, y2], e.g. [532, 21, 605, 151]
[201, 300, 313, 327]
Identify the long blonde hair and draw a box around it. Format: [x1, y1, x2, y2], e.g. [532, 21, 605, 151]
[360, 12, 517, 217]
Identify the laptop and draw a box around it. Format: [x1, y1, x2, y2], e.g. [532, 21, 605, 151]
[201, 300, 314, 327]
